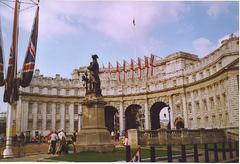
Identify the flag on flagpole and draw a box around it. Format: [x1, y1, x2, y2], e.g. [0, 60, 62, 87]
[20, 6, 39, 88]
[3, 0, 20, 104]
[133, 18, 136, 26]
[130, 59, 134, 80]
[138, 57, 142, 79]
[116, 61, 121, 81]
[144, 56, 149, 78]
[0, 17, 4, 86]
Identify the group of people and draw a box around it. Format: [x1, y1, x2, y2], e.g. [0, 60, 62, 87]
[48, 129, 70, 155]
[111, 130, 128, 146]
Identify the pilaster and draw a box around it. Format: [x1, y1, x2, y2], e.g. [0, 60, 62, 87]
[32, 102, 38, 130]
[69, 103, 74, 133]
[51, 103, 56, 130]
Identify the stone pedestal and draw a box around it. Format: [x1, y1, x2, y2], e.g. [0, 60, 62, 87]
[76, 94, 115, 152]
[128, 129, 138, 148]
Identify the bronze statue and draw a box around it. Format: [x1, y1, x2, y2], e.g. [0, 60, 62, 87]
[82, 54, 102, 96]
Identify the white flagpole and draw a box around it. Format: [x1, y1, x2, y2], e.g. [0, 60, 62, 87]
[3, 0, 20, 158]
[3, 104, 13, 158]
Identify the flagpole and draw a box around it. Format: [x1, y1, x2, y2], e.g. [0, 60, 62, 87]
[133, 17, 137, 60]
[3, 104, 13, 158]
[3, 0, 20, 158]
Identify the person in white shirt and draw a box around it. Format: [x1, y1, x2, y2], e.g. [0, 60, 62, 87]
[50, 130, 58, 155]
[58, 129, 67, 154]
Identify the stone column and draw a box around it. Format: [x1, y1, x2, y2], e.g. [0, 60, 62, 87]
[51, 103, 56, 130]
[182, 93, 188, 128]
[69, 103, 74, 133]
[78, 104, 82, 132]
[168, 95, 174, 129]
[144, 101, 150, 130]
[32, 102, 38, 130]
[199, 99, 204, 129]
[119, 102, 124, 133]
[22, 101, 29, 131]
[60, 103, 65, 129]
[226, 75, 239, 127]
[16, 97, 22, 134]
[42, 102, 47, 130]
[190, 92, 197, 129]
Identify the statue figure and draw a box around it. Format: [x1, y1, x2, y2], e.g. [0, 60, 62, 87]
[82, 54, 102, 96]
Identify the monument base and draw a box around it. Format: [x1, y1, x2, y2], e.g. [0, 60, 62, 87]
[76, 128, 115, 152]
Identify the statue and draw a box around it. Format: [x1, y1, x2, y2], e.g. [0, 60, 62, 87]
[82, 54, 102, 96]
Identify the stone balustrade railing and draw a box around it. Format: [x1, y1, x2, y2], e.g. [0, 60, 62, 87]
[137, 128, 236, 146]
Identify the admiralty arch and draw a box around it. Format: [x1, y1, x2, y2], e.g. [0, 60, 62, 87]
[11, 36, 239, 135]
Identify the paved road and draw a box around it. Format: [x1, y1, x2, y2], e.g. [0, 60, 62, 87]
[0, 154, 57, 162]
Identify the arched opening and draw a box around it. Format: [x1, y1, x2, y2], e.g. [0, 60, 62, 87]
[150, 102, 169, 130]
[104, 106, 118, 132]
[174, 117, 184, 130]
[125, 104, 141, 130]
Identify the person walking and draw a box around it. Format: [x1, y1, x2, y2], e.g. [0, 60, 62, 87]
[50, 130, 58, 155]
[58, 129, 67, 154]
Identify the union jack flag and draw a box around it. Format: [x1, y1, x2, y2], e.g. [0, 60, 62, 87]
[0, 17, 4, 86]
[20, 6, 39, 87]
[3, 0, 20, 104]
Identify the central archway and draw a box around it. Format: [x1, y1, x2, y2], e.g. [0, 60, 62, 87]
[150, 102, 169, 130]
[125, 104, 142, 130]
[104, 106, 118, 132]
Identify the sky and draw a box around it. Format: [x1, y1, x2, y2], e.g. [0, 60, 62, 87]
[0, 0, 239, 112]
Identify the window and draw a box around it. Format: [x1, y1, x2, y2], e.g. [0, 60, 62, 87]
[206, 69, 210, 76]
[185, 77, 189, 84]
[65, 120, 70, 131]
[216, 96, 221, 110]
[37, 120, 42, 130]
[173, 80, 177, 87]
[74, 104, 78, 114]
[200, 72, 203, 79]
[74, 121, 78, 131]
[212, 65, 216, 72]
[203, 99, 207, 111]
[47, 103, 51, 114]
[37, 103, 42, 114]
[56, 120, 60, 130]
[192, 74, 196, 81]
[65, 104, 69, 115]
[209, 97, 214, 110]
[66, 89, 69, 96]
[28, 102, 33, 114]
[30, 87, 33, 93]
[212, 115, 216, 127]
[74, 89, 78, 96]
[188, 103, 192, 113]
[46, 120, 51, 130]
[57, 88, 60, 95]
[56, 104, 60, 114]
[28, 120, 33, 130]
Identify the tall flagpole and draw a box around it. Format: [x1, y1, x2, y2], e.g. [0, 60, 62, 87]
[3, 0, 20, 158]
[133, 17, 137, 60]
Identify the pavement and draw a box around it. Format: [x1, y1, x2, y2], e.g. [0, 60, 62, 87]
[0, 153, 58, 162]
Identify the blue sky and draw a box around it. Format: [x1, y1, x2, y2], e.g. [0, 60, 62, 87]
[0, 1, 239, 112]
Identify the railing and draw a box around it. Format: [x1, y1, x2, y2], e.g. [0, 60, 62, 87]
[138, 128, 232, 146]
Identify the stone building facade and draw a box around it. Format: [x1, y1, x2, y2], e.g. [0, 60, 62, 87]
[11, 36, 239, 135]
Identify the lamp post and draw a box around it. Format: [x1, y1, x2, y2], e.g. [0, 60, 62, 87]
[167, 106, 171, 130]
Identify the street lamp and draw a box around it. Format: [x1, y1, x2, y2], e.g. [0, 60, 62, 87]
[167, 106, 171, 130]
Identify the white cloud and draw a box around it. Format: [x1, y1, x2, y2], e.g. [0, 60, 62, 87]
[1, 1, 189, 41]
[192, 37, 215, 57]
[207, 2, 230, 17]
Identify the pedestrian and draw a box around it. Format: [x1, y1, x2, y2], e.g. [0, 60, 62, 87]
[111, 130, 115, 140]
[19, 132, 25, 145]
[124, 131, 128, 146]
[50, 130, 58, 155]
[57, 129, 67, 154]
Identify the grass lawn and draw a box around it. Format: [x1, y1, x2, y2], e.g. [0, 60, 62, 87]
[48, 147, 180, 162]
